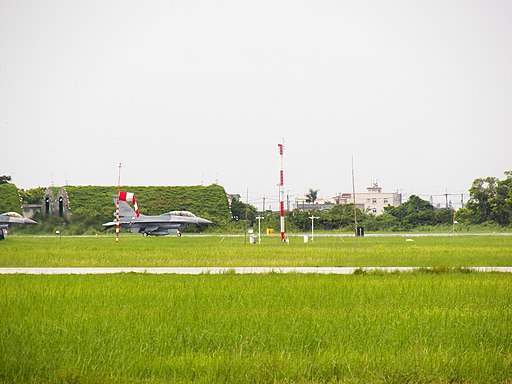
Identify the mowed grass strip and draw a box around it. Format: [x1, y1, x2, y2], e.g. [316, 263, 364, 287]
[1, 235, 512, 267]
[1, 273, 511, 383]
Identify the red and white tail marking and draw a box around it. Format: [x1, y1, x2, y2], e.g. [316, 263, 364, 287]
[118, 191, 140, 217]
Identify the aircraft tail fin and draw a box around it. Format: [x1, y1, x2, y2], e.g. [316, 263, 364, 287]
[112, 196, 137, 218]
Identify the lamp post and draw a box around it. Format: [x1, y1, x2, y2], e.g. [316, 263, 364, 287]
[256, 216, 264, 244]
[309, 215, 319, 242]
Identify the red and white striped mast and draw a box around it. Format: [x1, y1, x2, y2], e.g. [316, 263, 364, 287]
[116, 162, 121, 243]
[278, 141, 286, 242]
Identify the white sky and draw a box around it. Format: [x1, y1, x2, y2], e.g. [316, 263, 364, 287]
[1, 0, 511, 208]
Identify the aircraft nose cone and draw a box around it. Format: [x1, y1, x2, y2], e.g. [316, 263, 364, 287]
[24, 218, 37, 225]
[198, 218, 212, 225]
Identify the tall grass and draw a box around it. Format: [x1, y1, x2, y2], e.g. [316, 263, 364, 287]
[1, 235, 511, 267]
[1, 273, 511, 383]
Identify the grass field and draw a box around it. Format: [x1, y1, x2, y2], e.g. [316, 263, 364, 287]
[1, 272, 511, 383]
[1, 234, 511, 267]
[1, 235, 511, 383]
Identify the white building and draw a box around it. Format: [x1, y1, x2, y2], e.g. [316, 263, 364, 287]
[333, 183, 402, 215]
[295, 195, 331, 211]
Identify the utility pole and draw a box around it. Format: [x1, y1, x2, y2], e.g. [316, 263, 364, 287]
[351, 156, 358, 236]
[245, 188, 249, 246]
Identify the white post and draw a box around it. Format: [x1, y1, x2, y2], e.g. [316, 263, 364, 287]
[309, 215, 319, 242]
[256, 216, 264, 244]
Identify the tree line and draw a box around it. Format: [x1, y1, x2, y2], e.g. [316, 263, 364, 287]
[231, 171, 512, 232]
[2, 171, 511, 234]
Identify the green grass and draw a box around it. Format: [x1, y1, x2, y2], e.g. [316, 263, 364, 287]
[1, 234, 511, 267]
[1, 273, 511, 383]
[1, 235, 511, 382]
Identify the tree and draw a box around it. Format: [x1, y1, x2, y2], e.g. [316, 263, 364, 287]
[466, 171, 512, 225]
[492, 171, 512, 225]
[230, 197, 257, 224]
[433, 207, 454, 225]
[305, 188, 319, 203]
[0, 183, 21, 213]
[385, 195, 433, 218]
[466, 177, 498, 223]
[0, 175, 12, 185]
[363, 213, 400, 232]
[384, 195, 436, 229]
[19, 187, 46, 204]
[319, 204, 359, 230]
[288, 210, 310, 231]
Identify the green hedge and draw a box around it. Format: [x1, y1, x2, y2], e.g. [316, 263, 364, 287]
[0, 184, 22, 214]
[65, 184, 231, 224]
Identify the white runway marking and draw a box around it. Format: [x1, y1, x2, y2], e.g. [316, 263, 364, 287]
[0, 267, 511, 275]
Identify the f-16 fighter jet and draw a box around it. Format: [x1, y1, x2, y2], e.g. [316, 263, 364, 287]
[103, 195, 212, 236]
[0, 212, 37, 240]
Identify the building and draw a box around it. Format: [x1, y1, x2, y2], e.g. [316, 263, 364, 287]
[21, 204, 42, 219]
[295, 196, 332, 212]
[42, 187, 71, 219]
[334, 183, 401, 215]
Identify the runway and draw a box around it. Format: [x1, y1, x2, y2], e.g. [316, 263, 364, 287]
[0, 266, 511, 275]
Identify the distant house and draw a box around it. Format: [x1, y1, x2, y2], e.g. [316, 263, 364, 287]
[332, 193, 352, 205]
[334, 183, 402, 215]
[295, 196, 332, 212]
[226, 193, 242, 207]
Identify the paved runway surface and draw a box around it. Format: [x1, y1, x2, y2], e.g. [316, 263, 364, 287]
[0, 267, 511, 274]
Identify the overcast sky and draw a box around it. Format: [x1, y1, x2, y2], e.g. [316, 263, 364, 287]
[1, 0, 511, 208]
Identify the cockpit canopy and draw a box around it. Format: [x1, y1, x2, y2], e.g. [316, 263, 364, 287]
[167, 211, 196, 217]
[1, 212, 23, 218]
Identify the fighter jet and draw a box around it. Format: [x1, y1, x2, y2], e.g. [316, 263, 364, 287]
[0, 212, 37, 240]
[103, 197, 212, 236]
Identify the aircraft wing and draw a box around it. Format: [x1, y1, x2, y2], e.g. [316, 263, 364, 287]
[0, 214, 37, 240]
[103, 219, 183, 227]
[0, 214, 37, 226]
